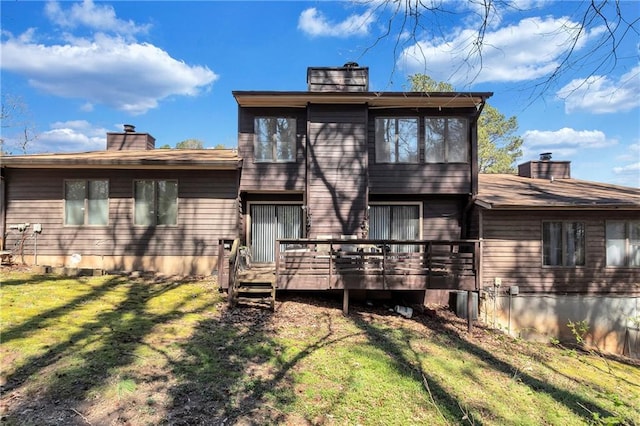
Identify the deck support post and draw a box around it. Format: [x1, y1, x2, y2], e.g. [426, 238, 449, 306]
[467, 290, 473, 332]
[343, 288, 349, 315]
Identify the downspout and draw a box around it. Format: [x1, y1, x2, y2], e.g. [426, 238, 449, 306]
[0, 170, 6, 251]
[469, 99, 487, 196]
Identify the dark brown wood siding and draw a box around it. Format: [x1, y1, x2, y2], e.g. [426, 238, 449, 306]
[307, 104, 368, 238]
[368, 109, 476, 194]
[480, 210, 640, 295]
[237, 107, 306, 192]
[3, 168, 239, 258]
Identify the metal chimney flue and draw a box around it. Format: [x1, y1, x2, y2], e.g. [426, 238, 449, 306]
[540, 152, 552, 161]
[123, 124, 136, 133]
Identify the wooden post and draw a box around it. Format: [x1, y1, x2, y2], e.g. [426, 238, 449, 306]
[343, 288, 349, 315]
[467, 290, 473, 332]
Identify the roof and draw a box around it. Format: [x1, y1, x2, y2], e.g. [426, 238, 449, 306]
[477, 174, 640, 210]
[0, 149, 242, 170]
[233, 91, 493, 109]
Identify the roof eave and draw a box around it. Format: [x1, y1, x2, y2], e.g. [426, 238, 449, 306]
[232, 91, 493, 109]
[1, 160, 242, 170]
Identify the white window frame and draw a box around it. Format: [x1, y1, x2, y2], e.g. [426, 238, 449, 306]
[606, 220, 640, 268]
[63, 179, 109, 226]
[254, 117, 296, 163]
[133, 180, 178, 227]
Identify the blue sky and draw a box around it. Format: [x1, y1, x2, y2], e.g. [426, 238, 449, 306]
[1, 0, 639, 187]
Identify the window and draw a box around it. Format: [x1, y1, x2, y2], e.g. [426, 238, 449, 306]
[64, 180, 108, 226]
[606, 221, 640, 267]
[134, 180, 178, 226]
[375, 118, 418, 163]
[425, 117, 469, 163]
[369, 204, 420, 252]
[542, 222, 585, 266]
[254, 117, 296, 162]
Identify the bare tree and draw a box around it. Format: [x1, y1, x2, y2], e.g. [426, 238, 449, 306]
[359, 0, 639, 98]
[1, 94, 37, 155]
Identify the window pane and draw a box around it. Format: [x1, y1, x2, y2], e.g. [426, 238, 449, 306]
[375, 119, 392, 162]
[369, 206, 391, 240]
[447, 118, 468, 163]
[375, 118, 418, 163]
[630, 222, 640, 267]
[157, 181, 178, 225]
[254, 117, 295, 162]
[543, 222, 562, 266]
[87, 180, 108, 225]
[425, 118, 445, 162]
[65, 181, 86, 225]
[391, 205, 420, 252]
[564, 222, 585, 266]
[134, 181, 155, 226]
[369, 205, 419, 253]
[606, 221, 626, 266]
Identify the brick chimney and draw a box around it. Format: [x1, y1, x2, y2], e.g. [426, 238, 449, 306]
[106, 124, 156, 151]
[518, 153, 571, 180]
[307, 63, 369, 92]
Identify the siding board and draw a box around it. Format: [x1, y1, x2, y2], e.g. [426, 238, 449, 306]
[481, 210, 640, 295]
[307, 104, 368, 237]
[4, 168, 240, 260]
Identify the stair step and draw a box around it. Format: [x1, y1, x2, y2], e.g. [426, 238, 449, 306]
[236, 286, 274, 294]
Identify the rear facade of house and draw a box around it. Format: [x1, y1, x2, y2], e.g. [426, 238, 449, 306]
[230, 65, 490, 295]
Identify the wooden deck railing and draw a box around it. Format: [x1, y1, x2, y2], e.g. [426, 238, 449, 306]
[275, 239, 480, 291]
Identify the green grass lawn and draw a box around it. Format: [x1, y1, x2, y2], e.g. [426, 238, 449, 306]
[1, 270, 639, 425]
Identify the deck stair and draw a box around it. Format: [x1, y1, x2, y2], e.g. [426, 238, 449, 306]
[229, 264, 276, 311]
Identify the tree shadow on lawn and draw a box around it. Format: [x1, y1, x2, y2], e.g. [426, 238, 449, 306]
[1, 275, 128, 344]
[339, 300, 619, 425]
[403, 308, 619, 424]
[166, 297, 363, 425]
[2, 277, 219, 425]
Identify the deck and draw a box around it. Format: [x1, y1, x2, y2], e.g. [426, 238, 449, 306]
[219, 239, 480, 292]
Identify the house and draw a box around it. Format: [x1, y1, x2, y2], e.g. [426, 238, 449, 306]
[227, 64, 491, 311]
[476, 159, 640, 356]
[1, 64, 638, 356]
[0, 126, 242, 276]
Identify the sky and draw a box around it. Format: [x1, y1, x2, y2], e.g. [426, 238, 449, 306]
[1, 0, 639, 187]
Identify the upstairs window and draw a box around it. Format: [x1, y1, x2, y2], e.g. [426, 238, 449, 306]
[64, 180, 108, 226]
[606, 221, 640, 267]
[375, 118, 419, 163]
[542, 221, 585, 266]
[425, 117, 469, 163]
[134, 180, 178, 226]
[254, 117, 296, 162]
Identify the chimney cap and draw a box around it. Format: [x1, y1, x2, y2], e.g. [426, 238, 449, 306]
[123, 124, 136, 133]
[540, 152, 552, 161]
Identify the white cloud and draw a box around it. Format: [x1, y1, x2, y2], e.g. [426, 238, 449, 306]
[30, 120, 108, 153]
[45, 0, 150, 37]
[298, 7, 376, 37]
[556, 65, 640, 114]
[614, 162, 640, 173]
[522, 127, 617, 157]
[397, 16, 604, 86]
[0, 2, 217, 115]
[612, 162, 640, 187]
